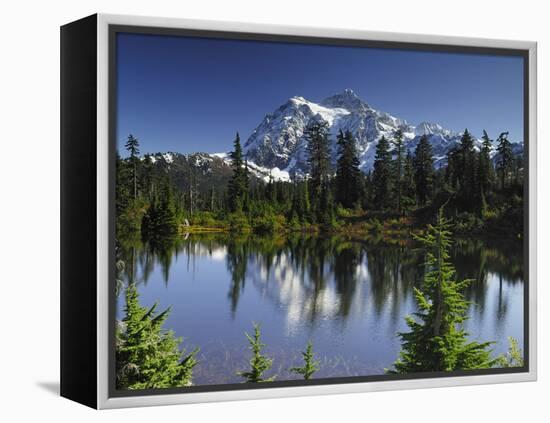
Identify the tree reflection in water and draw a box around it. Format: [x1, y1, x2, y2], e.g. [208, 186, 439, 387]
[117, 233, 523, 329]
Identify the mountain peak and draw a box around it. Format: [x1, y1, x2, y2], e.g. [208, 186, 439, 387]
[289, 95, 307, 103]
[321, 88, 366, 110]
[414, 121, 453, 137]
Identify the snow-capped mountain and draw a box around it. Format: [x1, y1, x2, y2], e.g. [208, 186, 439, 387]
[241, 89, 522, 177]
[138, 89, 523, 185]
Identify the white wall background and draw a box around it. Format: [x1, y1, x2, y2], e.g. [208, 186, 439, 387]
[0, 0, 546, 421]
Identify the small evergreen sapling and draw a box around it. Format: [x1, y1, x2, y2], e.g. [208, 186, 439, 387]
[497, 337, 524, 368]
[116, 283, 198, 389]
[289, 341, 320, 380]
[389, 208, 497, 373]
[238, 323, 275, 383]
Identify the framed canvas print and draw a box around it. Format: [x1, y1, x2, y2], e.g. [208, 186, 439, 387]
[60, 14, 537, 409]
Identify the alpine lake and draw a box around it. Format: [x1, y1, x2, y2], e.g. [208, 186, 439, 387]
[116, 231, 524, 385]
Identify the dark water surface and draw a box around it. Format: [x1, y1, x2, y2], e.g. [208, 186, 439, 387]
[116, 233, 524, 385]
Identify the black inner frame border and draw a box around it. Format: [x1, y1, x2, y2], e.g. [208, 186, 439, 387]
[108, 23, 531, 399]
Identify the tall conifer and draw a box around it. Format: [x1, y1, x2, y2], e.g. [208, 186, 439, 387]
[335, 130, 362, 208]
[496, 131, 513, 189]
[304, 120, 332, 221]
[413, 135, 434, 206]
[392, 128, 405, 213]
[228, 132, 249, 211]
[372, 136, 393, 209]
[125, 134, 140, 199]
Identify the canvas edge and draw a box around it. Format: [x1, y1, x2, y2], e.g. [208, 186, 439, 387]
[95, 13, 537, 409]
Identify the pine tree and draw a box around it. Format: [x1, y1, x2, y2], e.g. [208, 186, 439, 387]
[372, 136, 393, 209]
[115, 153, 131, 218]
[496, 131, 513, 189]
[141, 180, 178, 241]
[238, 323, 275, 383]
[456, 129, 478, 207]
[303, 179, 311, 222]
[228, 132, 249, 212]
[497, 337, 524, 368]
[392, 128, 405, 213]
[478, 130, 495, 198]
[335, 130, 362, 208]
[116, 283, 198, 389]
[402, 151, 416, 211]
[125, 134, 140, 199]
[289, 341, 320, 380]
[304, 120, 332, 222]
[413, 135, 434, 206]
[389, 209, 497, 373]
[290, 181, 308, 224]
[445, 147, 460, 190]
[319, 180, 335, 229]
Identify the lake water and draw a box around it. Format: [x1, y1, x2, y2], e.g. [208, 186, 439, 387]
[116, 233, 524, 385]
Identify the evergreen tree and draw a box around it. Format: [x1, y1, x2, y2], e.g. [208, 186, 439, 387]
[289, 341, 320, 380]
[372, 136, 393, 209]
[496, 131, 513, 189]
[335, 130, 362, 208]
[125, 134, 140, 200]
[456, 129, 478, 207]
[445, 147, 460, 191]
[141, 154, 155, 201]
[362, 171, 374, 209]
[290, 181, 309, 224]
[319, 181, 335, 229]
[497, 337, 524, 368]
[228, 132, 249, 212]
[478, 130, 495, 198]
[413, 135, 434, 206]
[389, 210, 497, 373]
[303, 179, 311, 222]
[116, 283, 198, 389]
[238, 323, 275, 383]
[141, 181, 178, 241]
[402, 151, 416, 211]
[392, 128, 405, 213]
[304, 120, 332, 221]
[115, 153, 131, 218]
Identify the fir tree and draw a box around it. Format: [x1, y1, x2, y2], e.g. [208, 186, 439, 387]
[402, 151, 416, 211]
[289, 341, 320, 380]
[372, 136, 393, 209]
[456, 129, 478, 207]
[228, 132, 249, 212]
[141, 181, 178, 241]
[413, 135, 434, 206]
[125, 134, 140, 199]
[238, 323, 275, 383]
[303, 179, 311, 222]
[290, 181, 309, 224]
[335, 130, 362, 208]
[445, 147, 460, 190]
[389, 209, 497, 373]
[392, 128, 405, 213]
[319, 180, 335, 229]
[497, 337, 524, 368]
[304, 120, 332, 221]
[115, 153, 131, 219]
[478, 130, 495, 198]
[496, 131, 513, 189]
[116, 283, 198, 389]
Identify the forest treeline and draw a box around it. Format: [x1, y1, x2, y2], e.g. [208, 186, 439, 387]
[116, 123, 523, 244]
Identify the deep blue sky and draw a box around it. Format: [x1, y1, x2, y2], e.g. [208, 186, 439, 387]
[116, 32, 524, 156]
